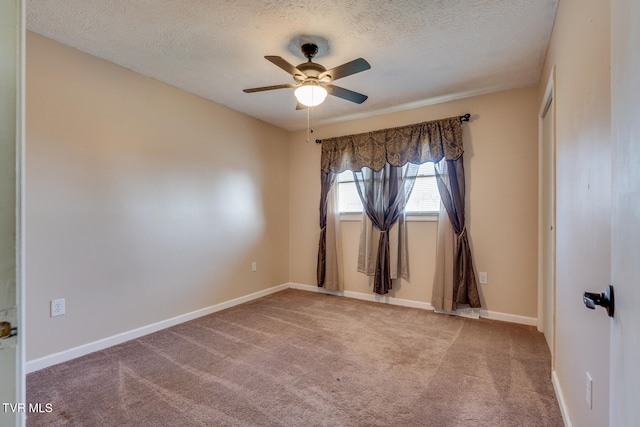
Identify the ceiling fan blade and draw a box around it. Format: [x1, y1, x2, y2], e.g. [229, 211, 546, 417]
[265, 56, 306, 78]
[320, 58, 371, 81]
[243, 83, 298, 93]
[326, 84, 368, 104]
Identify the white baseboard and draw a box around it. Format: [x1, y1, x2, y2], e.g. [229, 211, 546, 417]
[27, 282, 538, 373]
[26, 283, 289, 374]
[287, 282, 434, 311]
[552, 370, 572, 427]
[288, 282, 537, 326]
[478, 309, 538, 326]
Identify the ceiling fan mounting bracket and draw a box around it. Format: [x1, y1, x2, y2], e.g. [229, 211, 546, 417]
[301, 43, 319, 60]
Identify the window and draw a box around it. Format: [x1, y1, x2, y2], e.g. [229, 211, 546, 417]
[337, 163, 441, 214]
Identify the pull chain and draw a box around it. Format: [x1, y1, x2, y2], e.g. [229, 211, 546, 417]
[306, 103, 315, 143]
[306, 104, 310, 142]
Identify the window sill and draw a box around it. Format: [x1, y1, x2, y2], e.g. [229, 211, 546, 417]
[340, 213, 438, 222]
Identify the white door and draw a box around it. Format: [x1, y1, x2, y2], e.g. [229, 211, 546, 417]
[610, 0, 640, 424]
[539, 70, 556, 363]
[0, 1, 24, 426]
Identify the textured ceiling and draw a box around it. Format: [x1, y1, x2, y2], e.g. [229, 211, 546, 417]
[26, 0, 558, 131]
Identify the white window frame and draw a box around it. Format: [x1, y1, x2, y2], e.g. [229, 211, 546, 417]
[337, 163, 440, 222]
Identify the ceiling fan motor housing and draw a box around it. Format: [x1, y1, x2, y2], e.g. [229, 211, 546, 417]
[295, 62, 327, 81]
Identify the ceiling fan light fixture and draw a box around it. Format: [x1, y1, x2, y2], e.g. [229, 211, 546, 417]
[294, 81, 328, 107]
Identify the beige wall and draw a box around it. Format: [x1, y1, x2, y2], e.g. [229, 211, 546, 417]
[289, 87, 539, 318]
[539, 0, 611, 425]
[25, 32, 290, 361]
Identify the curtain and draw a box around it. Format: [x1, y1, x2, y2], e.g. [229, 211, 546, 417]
[432, 196, 456, 310]
[317, 171, 336, 287]
[353, 163, 419, 294]
[323, 181, 344, 291]
[433, 158, 481, 308]
[320, 119, 464, 173]
[357, 214, 408, 281]
[318, 116, 479, 304]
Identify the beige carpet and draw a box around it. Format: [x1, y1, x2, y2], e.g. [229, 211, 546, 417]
[27, 289, 563, 426]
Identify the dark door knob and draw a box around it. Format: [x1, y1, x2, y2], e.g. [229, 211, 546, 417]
[583, 285, 615, 317]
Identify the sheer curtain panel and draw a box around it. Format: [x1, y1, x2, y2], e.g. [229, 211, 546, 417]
[317, 171, 336, 287]
[352, 163, 419, 294]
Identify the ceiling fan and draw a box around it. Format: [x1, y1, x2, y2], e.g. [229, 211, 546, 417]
[243, 43, 371, 108]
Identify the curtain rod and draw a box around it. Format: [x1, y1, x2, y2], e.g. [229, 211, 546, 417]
[315, 113, 472, 144]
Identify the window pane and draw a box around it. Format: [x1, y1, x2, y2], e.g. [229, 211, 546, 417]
[416, 162, 435, 176]
[338, 181, 363, 213]
[337, 163, 440, 214]
[405, 175, 440, 213]
[337, 170, 354, 182]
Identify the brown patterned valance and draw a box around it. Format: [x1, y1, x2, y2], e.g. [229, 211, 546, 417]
[320, 116, 464, 173]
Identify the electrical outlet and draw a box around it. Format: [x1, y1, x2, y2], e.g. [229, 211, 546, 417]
[479, 272, 488, 284]
[251, 262, 257, 272]
[586, 372, 593, 409]
[51, 298, 65, 317]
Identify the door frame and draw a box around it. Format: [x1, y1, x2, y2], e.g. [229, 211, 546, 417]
[3, 1, 26, 425]
[17, 0, 26, 423]
[537, 66, 556, 367]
